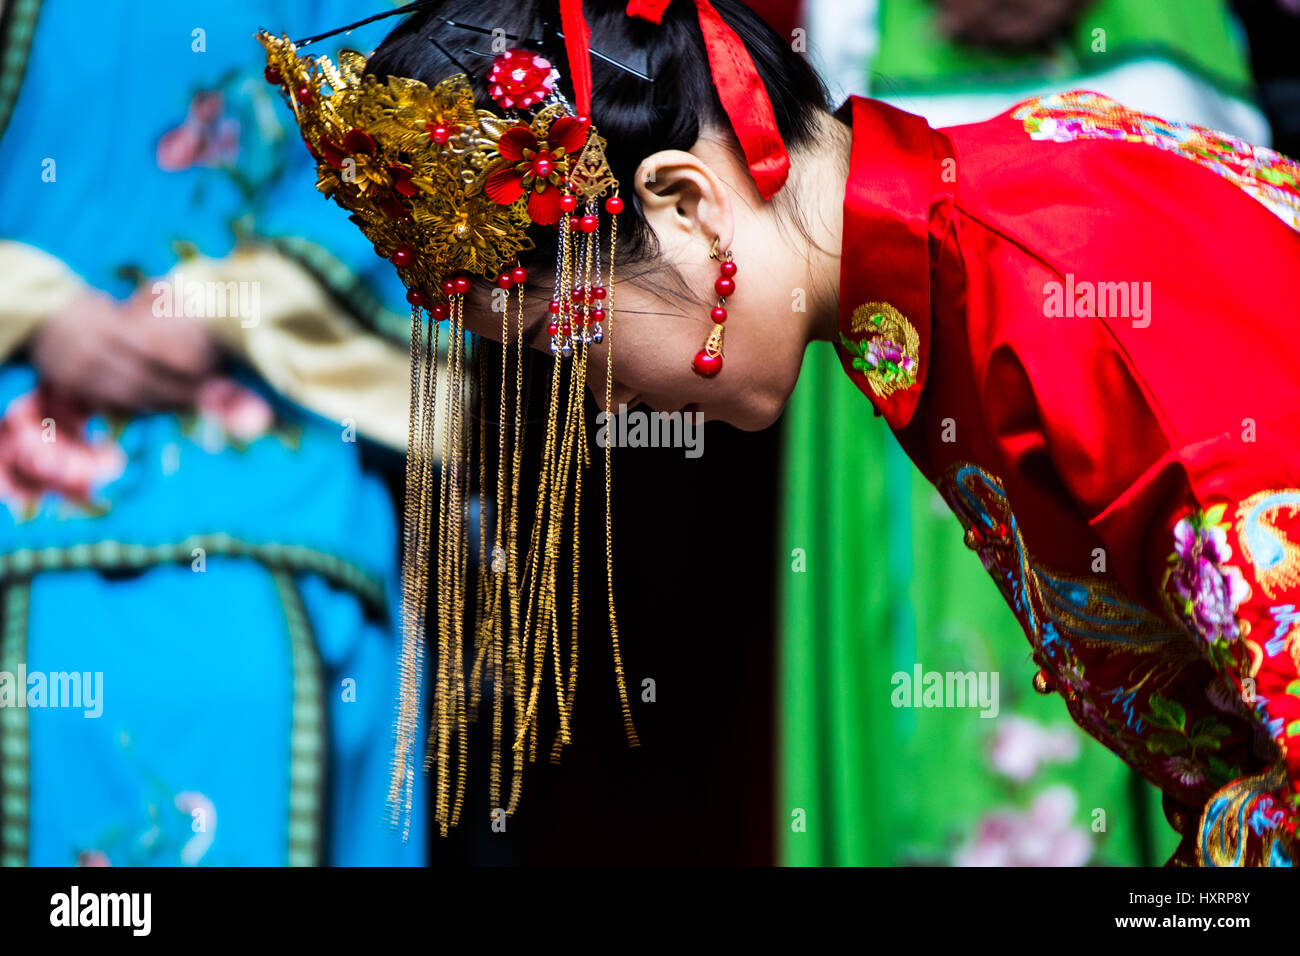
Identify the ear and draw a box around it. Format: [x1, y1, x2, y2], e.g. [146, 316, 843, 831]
[633, 149, 735, 256]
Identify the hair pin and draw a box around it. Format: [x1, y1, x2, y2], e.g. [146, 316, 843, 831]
[292, 0, 437, 47]
[293, 8, 655, 84]
[441, 17, 655, 83]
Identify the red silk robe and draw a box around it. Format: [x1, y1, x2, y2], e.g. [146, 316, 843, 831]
[835, 91, 1300, 866]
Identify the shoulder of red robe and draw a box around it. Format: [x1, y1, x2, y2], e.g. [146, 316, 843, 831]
[835, 95, 946, 432]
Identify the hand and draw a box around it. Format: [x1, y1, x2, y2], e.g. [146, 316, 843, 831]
[30, 289, 219, 411]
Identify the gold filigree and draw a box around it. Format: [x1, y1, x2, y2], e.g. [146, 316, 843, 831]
[258, 32, 609, 290]
[570, 131, 617, 200]
[261, 29, 637, 842]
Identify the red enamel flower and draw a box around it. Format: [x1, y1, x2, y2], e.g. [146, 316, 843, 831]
[487, 49, 557, 110]
[484, 117, 588, 225]
[319, 127, 376, 170]
[388, 163, 419, 197]
[376, 195, 412, 222]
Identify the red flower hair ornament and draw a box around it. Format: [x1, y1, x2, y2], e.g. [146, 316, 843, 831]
[487, 49, 558, 110]
[483, 114, 591, 225]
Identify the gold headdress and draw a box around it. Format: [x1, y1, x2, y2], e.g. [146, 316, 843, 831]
[258, 23, 637, 836]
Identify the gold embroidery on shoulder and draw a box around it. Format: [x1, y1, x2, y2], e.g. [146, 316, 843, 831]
[839, 301, 920, 399]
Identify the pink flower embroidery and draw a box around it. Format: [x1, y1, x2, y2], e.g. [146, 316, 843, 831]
[157, 91, 240, 171]
[1163, 755, 1206, 788]
[196, 378, 274, 444]
[0, 387, 126, 515]
[1168, 506, 1251, 643]
[1206, 675, 1249, 716]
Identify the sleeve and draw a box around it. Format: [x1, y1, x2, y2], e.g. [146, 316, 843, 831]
[1009, 313, 1300, 868]
[1168, 501, 1300, 867]
[1094, 426, 1300, 867]
[154, 244, 412, 453]
[0, 241, 88, 362]
[953, 111, 1300, 864]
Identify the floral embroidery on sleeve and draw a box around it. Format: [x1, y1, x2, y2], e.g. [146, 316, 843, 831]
[1163, 505, 1252, 655]
[1160, 499, 1300, 865]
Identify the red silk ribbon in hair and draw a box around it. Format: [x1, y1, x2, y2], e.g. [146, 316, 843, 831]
[686, 0, 791, 198]
[559, 0, 594, 118]
[561, 0, 792, 200]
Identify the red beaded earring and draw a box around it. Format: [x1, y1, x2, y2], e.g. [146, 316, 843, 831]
[693, 239, 735, 377]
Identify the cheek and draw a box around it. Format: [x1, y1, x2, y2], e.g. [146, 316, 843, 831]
[586, 297, 707, 403]
[698, 306, 805, 429]
[462, 288, 795, 429]
[462, 289, 549, 345]
[593, 300, 795, 426]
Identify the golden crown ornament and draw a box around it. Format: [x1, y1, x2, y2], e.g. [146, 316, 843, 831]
[259, 25, 638, 838]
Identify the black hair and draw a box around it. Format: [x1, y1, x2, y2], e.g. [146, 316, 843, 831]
[364, 0, 830, 293]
